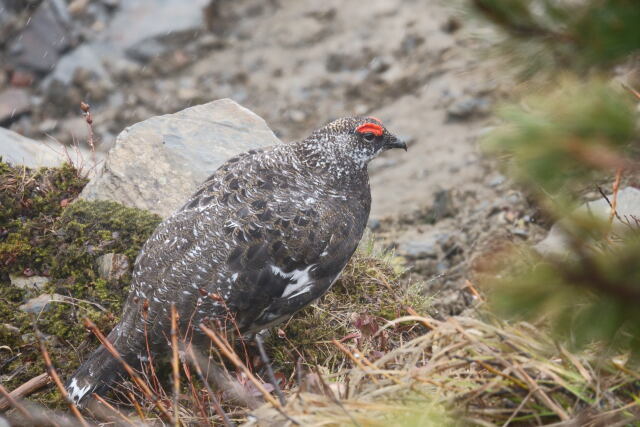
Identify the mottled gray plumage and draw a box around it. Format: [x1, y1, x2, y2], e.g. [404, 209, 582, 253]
[66, 116, 405, 405]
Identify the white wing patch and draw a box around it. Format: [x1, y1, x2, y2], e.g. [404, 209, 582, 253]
[68, 377, 92, 404]
[271, 264, 316, 298]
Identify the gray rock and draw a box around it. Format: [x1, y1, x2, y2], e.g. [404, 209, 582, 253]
[422, 189, 456, 223]
[41, 44, 113, 90]
[80, 98, 281, 217]
[59, 116, 90, 144]
[100, 0, 120, 8]
[97, 253, 130, 281]
[9, 274, 50, 292]
[535, 187, 640, 257]
[0, 127, 64, 167]
[19, 293, 65, 313]
[0, 88, 30, 124]
[447, 96, 491, 120]
[487, 174, 506, 187]
[125, 37, 167, 62]
[7, 0, 73, 73]
[0, 126, 98, 169]
[399, 235, 439, 259]
[367, 218, 381, 231]
[99, 0, 208, 59]
[433, 189, 456, 220]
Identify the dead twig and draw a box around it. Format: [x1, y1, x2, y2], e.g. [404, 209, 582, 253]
[0, 373, 51, 412]
[82, 317, 173, 422]
[185, 346, 235, 427]
[80, 102, 97, 167]
[199, 323, 300, 425]
[621, 82, 640, 101]
[36, 330, 90, 427]
[0, 383, 35, 421]
[609, 168, 623, 225]
[91, 393, 136, 426]
[170, 305, 181, 427]
[199, 323, 282, 409]
[332, 340, 379, 385]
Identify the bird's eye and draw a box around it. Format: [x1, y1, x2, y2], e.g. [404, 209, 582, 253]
[363, 132, 376, 142]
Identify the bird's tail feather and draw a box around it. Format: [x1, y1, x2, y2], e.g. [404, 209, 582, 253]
[66, 343, 129, 408]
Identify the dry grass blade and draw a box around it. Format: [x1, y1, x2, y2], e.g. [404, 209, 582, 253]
[247, 314, 640, 426]
[199, 323, 301, 425]
[448, 317, 571, 421]
[35, 330, 90, 427]
[91, 393, 136, 426]
[185, 346, 235, 427]
[609, 167, 623, 225]
[404, 306, 436, 329]
[82, 317, 173, 422]
[170, 304, 181, 427]
[199, 323, 282, 410]
[128, 391, 146, 421]
[332, 339, 380, 385]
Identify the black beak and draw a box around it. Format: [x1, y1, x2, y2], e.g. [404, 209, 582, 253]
[385, 135, 407, 151]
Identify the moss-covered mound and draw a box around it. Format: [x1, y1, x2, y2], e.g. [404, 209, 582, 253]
[0, 160, 161, 406]
[0, 160, 423, 416]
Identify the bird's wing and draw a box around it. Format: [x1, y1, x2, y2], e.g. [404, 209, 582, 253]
[223, 192, 366, 332]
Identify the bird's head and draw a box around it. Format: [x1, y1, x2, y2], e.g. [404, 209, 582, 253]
[302, 116, 406, 169]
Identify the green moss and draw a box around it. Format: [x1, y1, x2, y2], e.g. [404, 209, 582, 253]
[0, 160, 161, 407]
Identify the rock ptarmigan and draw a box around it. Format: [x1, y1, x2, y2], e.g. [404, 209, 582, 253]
[67, 116, 406, 406]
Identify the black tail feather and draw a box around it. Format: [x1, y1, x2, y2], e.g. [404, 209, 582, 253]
[66, 344, 128, 408]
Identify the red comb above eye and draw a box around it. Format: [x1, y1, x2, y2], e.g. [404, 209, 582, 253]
[356, 123, 384, 136]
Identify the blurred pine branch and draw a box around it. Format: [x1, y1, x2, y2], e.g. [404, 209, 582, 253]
[475, 0, 640, 357]
[472, 0, 640, 76]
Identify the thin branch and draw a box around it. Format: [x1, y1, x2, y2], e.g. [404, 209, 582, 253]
[127, 391, 146, 421]
[0, 373, 50, 412]
[621, 82, 640, 100]
[597, 185, 624, 225]
[82, 317, 173, 422]
[199, 323, 282, 409]
[254, 334, 287, 406]
[0, 383, 35, 421]
[170, 304, 181, 427]
[36, 330, 90, 427]
[185, 346, 235, 427]
[609, 168, 623, 225]
[91, 393, 136, 426]
[199, 323, 300, 425]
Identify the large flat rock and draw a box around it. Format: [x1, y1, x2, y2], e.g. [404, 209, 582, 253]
[0, 126, 64, 168]
[80, 99, 281, 217]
